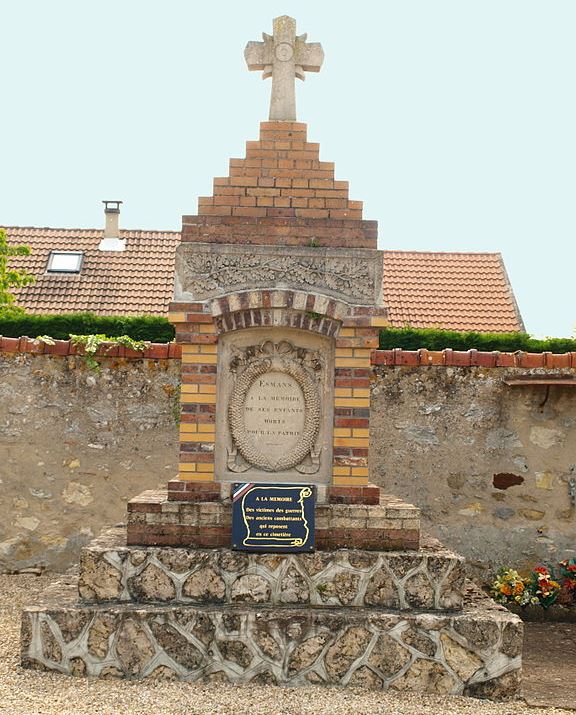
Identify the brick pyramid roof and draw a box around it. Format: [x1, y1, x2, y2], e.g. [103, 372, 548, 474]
[181, 122, 377, 249]
[3, 226, 180, 316]
[382, 250, 524, 332]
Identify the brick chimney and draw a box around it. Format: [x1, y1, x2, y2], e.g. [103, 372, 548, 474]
[99, 200, 125, 251]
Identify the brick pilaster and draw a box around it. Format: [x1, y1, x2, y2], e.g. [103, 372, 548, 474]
[168, 303, 217, 482]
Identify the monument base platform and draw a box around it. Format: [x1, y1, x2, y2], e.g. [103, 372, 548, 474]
[127, 489, 420, 550]
[21, 574, 522, 699]
[79, 526, 464, 610]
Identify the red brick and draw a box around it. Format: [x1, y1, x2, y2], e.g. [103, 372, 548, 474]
[516, 352, 545, 368]
[334, 418, 370, 428]
[170, 302, 206, 312]
[470, 350, 497, 367]
[167, 489, 221, 503]
[551, 353, 572, 368]
[128, 501, 162, 513]
[370, 350, 392, 366]
[168, 343, 182, 359]
[324, 198, 348, 209]
[199, 206, 232, 216]
[295, 208, 330, 219]
[247, 187, 280, 197]
[449, 350, 472, 367]
[231, 207, 267, 217]
[144, 344, 170, 359]
[228, 177, 259, 187]
[328, 485, 381, 505]
[184, 313, 214, 323]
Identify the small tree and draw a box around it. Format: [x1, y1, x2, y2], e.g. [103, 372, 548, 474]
[0, 228, 35, 313]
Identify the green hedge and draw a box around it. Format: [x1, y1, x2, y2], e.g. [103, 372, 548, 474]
[379, 327, 576, 354]
[0, 312, 175, 342]
[2, 315, 574, 354]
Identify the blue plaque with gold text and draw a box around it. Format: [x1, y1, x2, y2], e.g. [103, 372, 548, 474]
[232, 483, 315, 552]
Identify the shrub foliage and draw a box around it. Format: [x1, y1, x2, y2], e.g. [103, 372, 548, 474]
[379, 327, 576, 354]
[0, 312, 175, 342]
[0, 228, 35, 313]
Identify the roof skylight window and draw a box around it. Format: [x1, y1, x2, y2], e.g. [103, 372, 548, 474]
[46, 251, 84, 274]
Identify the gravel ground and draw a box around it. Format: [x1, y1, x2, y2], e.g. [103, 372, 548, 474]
[1, 574, 571, 715]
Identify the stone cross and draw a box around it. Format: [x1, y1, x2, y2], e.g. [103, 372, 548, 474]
[245, 16, 324, 121]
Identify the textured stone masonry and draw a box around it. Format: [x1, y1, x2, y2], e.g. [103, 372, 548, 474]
[80, 527, 461, 610]
[2, 350, 573, 573]
[21, 574, 522, 697]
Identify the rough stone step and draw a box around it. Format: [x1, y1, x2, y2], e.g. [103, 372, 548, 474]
[21, 573, 522, 700]
[78, 526, 465, 611]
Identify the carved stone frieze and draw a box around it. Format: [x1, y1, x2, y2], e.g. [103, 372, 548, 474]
[174, 244, 383, 306]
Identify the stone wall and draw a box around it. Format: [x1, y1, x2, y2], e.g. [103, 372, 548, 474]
[0, 352, 179, 572]
[1, 347, 575, 577]
[371, 363, 576, 581]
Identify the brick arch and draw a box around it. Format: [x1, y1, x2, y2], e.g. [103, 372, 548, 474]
[209, 289, 351, 337]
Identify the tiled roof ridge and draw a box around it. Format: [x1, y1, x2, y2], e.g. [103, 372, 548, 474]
[382, 249, 503, 257]
[1, 337, 575, 369]
[496, 252, 526, 333]
[2, 225, 181, 236]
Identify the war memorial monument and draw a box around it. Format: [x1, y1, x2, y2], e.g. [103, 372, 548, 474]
[20, 17, 523, 699]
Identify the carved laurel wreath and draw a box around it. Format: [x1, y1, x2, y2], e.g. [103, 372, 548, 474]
[228, 342, 321, 472]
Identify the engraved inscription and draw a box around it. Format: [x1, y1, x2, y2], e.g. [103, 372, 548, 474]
[244, 372, 305, 452]
[227, 341, 321, 474]
[232, 484, 315, 552]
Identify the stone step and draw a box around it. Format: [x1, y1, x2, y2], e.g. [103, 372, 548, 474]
[78, 526, 464, 611]
[21, 573, 522, 699]
[127, 489, 420, 551]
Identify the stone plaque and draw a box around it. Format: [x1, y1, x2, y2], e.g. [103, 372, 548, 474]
[231, 483, 315, 552]
[215, 327, 334, 483]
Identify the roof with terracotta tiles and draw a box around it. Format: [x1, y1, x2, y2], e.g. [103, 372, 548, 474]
[3, 228, 524, 332]
[382, 251, 524, 332]
[3, 226, 181, 316]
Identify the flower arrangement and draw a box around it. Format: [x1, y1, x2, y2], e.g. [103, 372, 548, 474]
[491, 568, 535, 607]
[491, 563, 565, 609]
[558, 558, 576, 595]
[529, 566, 562, 609]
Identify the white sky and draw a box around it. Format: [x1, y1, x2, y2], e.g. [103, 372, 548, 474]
[1, 1, 575, 337]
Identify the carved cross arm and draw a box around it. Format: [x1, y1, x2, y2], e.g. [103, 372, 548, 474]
[294, 35, 324, 79]
[244, 34, 274, 78]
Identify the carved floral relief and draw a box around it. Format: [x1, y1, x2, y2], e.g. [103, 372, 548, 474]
[178, 250, 375, 303]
